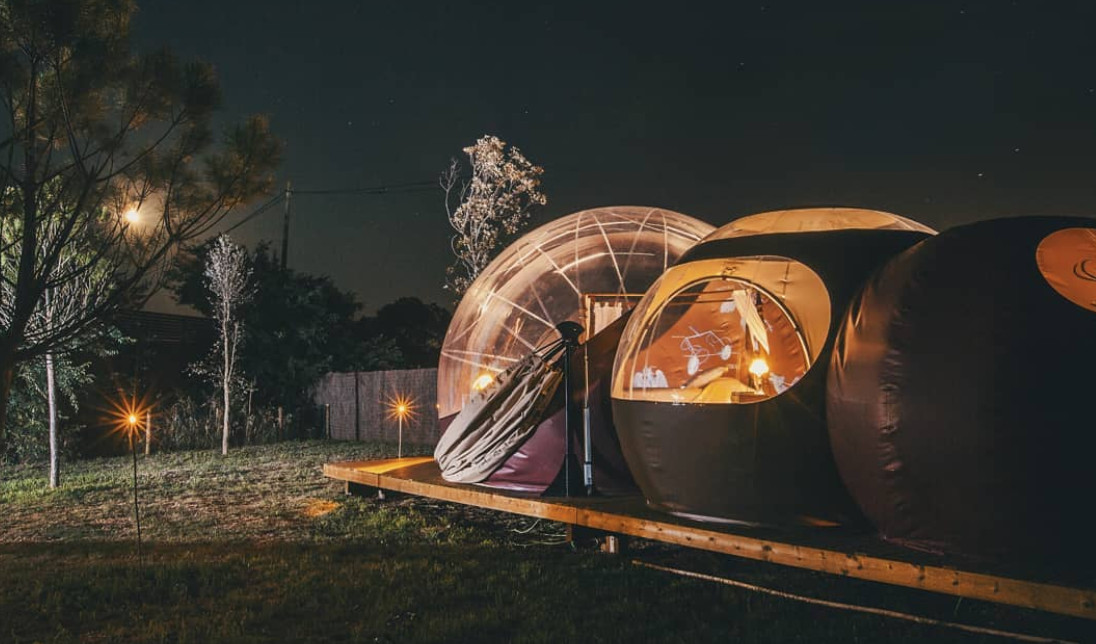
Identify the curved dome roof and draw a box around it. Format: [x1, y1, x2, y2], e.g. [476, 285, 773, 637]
[437, 206, 713, 419]
[703, 207, 936, 242]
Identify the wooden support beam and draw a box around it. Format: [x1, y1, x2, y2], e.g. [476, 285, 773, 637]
[323, 458, 1096, 621]
[566, 524, 627, 554]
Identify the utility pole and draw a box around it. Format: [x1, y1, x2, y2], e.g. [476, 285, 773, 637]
[280, 180, 292, 270]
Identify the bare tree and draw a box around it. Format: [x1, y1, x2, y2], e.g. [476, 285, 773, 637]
[440, 135, 546, 297]
[204, 235, 251, 455]
[0, 0, 281, 450]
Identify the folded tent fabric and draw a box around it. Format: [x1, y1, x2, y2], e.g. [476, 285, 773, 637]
[481, 312, 639, 495]
[435, 343, 565, 483]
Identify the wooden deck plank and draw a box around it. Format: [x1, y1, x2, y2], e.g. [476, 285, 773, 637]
[324, 458, 1096, 621]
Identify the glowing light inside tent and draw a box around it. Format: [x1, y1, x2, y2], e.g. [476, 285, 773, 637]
[124, 208, 140, 224]
[471, 373, 495, 392]
[748, 357, 770, 378]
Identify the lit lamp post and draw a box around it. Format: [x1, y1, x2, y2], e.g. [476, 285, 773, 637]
[125, 412, 143, 557]
[386, 394, 416, 459]
[112, 395, 148, 558]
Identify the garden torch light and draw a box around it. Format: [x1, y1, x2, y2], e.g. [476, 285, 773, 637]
[110, 394, 149, 558]
[386, 394, 416, 459]
[126, 411, 142, 557]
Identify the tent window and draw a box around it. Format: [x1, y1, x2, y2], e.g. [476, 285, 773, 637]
[1036, 227, 1096, 314]
[613, 258, 828, 405]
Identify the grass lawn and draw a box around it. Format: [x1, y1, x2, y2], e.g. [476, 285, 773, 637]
[1, 441, 1090, 643]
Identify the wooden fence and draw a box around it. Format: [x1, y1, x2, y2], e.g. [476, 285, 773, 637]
[312, 368, 439, 445]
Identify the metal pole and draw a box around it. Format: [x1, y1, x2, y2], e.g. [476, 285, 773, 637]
[144, 410, 151, 455]
[324, 403, 331, 439]
[583, 406, 594, 496]
[131, 435, 142, 558]
[280, 180, 292, 270]
[563, 342, 573, 497]
[583, 320, 594, 496]
[555, 321, 584, 497]
[353, 372, 361, 441]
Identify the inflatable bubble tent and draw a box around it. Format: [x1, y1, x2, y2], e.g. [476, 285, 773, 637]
[828, 216, 1096, 565]
[437, 206, 714, 420]
[612, 208, 936, 406]
[610, 207, 936, 524]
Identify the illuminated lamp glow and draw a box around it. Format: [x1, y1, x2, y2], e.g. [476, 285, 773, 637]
[748, 357, 770, 378]
[471, 373, 495, 392]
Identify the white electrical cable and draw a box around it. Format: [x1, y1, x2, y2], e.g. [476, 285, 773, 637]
[632, 560, 1078, 644]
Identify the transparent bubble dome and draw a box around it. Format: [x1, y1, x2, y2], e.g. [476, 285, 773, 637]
[437, 206, 714, 419]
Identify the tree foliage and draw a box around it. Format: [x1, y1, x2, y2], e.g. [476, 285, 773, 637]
[3, 351, 92, 464]
[356, 297, 450, 369]
[1, 177, 116, 483]
[440, 135, 545, 297]
[172, 243, 373, 411]
[0, 0, 281, 448]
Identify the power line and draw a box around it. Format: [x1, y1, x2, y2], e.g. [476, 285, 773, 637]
[221, 179, 436, 235]
[290, 180, 437, 196]
[222, 192, 285, 234]
[221, 178, 438, 271]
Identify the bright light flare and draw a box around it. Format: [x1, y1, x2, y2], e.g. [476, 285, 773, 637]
[123, 208, 140, 224]
[385, 393, 417, 423]
[471, 373, 495, 392]
[106, 393, 151, 446]
[384, 393, 417, 459]
[748, 357, 770, 378]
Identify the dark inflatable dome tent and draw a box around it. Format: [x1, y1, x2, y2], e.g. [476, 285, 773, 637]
[435, 207, 714, 494]
[611, 208, 935, 525]
[828, 216, 1096, 566]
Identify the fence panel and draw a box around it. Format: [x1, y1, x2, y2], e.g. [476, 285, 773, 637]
[313, 368, 439, 445]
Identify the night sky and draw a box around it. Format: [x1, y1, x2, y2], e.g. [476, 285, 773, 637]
[136, 1, 1096, 313]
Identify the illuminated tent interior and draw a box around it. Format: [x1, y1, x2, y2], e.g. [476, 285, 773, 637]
[828, 217, 1096, 568]
[611, 208, 936, 525]
[612, 256, 827, 405]
[435, 206, 714, 493]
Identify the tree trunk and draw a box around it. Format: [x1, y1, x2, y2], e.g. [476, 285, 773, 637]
[222, 374, 230, 456]
[221, 313, 231, 456]
[0, 353, 17, 456]
[46, 352, 59, 489]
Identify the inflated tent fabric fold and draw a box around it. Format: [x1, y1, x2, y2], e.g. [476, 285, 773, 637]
[435, 349, 563, 483]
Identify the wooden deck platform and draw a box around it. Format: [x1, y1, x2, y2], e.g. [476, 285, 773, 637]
[324, 458, 1096, 621]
